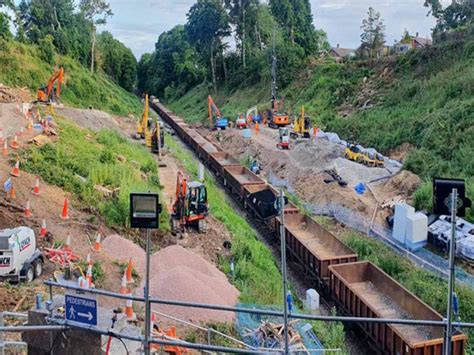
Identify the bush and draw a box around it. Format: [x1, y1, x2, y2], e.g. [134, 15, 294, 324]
[38, 35, 56, 64]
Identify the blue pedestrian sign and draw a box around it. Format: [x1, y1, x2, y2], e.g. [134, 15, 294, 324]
[65, 290, 98, 326]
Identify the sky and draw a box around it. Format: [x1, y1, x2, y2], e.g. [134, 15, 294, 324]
[102, 0, 451, 59]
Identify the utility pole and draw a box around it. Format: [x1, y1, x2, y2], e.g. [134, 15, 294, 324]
[144, 228, 151, 355]
[279, 189, 289, 355]
[444, 188, 457, 355]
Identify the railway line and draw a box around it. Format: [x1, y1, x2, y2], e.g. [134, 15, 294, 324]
[151, 101, 468, 355]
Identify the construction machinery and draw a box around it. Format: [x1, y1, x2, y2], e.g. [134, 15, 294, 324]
[268, 38, 289, 129]
[344, 144, 363, 162]
[0, 227, 44, 283]
[136, 93, 152, 140]
[208, 95, 228, 130]
[276, 127, 290, 150]
[171, 171, 208, 235]
[37, 67, 64, 103]
[290, 106, 311, 139]
[236, 113, 247, 129]
[151, 119, 164, 154]
[245, 106, 262, 126]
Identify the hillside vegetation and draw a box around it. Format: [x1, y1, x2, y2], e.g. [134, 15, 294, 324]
[0, 40, 142, 116]
[168, 37, 474, 221]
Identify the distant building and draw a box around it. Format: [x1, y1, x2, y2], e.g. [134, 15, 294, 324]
[329, 44, 356, 62]
[394, 32, 432, 54]
[356, 43, 390, 59]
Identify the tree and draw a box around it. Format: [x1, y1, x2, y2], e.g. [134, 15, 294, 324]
[97, 31, 137, 91]
[424, 0, 473, 33]
[360, 7, 386, 59]
[79, 0, 113, 73]
[186, 0, 230, 94]
[0, 12, 12, 40]
[269, 0, 319, 55]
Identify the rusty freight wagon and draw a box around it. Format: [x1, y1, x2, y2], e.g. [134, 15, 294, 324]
[243, 184, 299, 218]
[276, 212, 358, 281]
[329, 261, 467, 354]
[223, 166, 265, 199]
[208, 152, 241, 177]
[196, 141, 221, 161]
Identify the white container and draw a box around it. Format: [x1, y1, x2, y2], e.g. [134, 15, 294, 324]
[305, 288, 320, 312]
[392, 203, 415, 244]
[405, 212, 428, 251]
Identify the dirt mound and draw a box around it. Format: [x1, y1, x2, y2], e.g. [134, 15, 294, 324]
[0, 85, 31, 103]
[149, 245, 239, 323]
[385, 170, 422, 197]
[389, 143, 413, 162]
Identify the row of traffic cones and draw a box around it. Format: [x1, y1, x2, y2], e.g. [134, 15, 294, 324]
[21, 197, 70, 221]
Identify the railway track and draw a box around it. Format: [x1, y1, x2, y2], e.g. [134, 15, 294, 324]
[151, 100, 468, 355]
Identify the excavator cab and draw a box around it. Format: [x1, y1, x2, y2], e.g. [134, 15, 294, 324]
[291, 107, 311, 139]
[276, 127, 290, 150]
[151, 121, 164, 154]
[171, 172, 208, 236]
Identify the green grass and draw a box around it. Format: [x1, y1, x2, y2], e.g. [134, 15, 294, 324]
[0, 39, 142, 117]
[20, 114, 168, 228]
[168, 38, 474, 221]
[165, 133, 347, 352]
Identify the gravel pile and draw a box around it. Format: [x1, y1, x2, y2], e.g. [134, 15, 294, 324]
[149, 245, 239, 324]
[102, 234, 146, 274]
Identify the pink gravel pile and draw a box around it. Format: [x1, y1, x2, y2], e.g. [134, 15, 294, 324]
[149, 245, 239, 324]
[101, 234, 146, 274]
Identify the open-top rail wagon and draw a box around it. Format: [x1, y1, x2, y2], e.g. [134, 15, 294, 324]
[329, 261, 467, 354]
[223, 166, 266, 199]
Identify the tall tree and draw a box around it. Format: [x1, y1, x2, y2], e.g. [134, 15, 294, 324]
[225, 0, 259, 68]
[269, 0, 318, 55]
[0, 12, 12, 40]
[186, 0, 230, 94]
[424, 0, 473, 33]
[360, 7, 386, 59]
[79, 0, 112, 73]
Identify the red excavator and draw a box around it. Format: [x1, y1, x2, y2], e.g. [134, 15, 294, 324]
[171, 171, 208, 235]
[37, 67, 65, 104]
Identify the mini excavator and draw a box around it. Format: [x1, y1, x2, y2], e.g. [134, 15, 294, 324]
[171, 171, 208, 235]
[290, 106, 311, 139]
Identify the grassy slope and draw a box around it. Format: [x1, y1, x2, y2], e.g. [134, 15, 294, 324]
[168, 39, 474, 221]
[21, 114, 167, 228]
[0, 40, 142, 117]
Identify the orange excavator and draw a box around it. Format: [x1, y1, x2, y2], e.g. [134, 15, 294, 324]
[171, 171, 208, 235]
[37, 67, 64, 103]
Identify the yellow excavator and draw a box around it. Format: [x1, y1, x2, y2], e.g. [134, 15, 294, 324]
[136, 94, 152, 146]
[290, 106, 311, 139]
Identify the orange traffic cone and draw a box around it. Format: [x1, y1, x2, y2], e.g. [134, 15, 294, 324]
[60, 198, 70, 220]
[126, 258, 134, 283]
[93, 233, 101, 252]
[150, 313, 156, 331]
[125, 294, 135, 320]
[24, 200, 32, 218]
[10, 135, 19, 150]
[64, 235, 72, 251]
[40, 219, 47, 237]
[86, 264, 93, 287]
[2, 140, 8, 156]
[119, 272, 128, 294]
[32, 176, 40, 195]
[27, 120, 33, 133]
[10, 160, 20, 177]
[0, 128, 3, 145]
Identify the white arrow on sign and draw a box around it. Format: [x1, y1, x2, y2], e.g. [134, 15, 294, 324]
[78, 311, 93, 321]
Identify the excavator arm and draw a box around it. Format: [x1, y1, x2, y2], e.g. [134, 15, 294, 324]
[208, 95, 221, 128]
[38, 67, 64, 103]
[137, 94, 149, 138]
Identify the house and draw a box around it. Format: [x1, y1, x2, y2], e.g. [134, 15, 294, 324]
[329, 44, 356, 62]
[356, 43, 390, 59]
[412, 34, 432, 49]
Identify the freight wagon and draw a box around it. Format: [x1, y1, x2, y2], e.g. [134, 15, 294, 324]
[329, 261, 467, 354]
[208, 152, 241, 177]
[276, 213, 358, 282]
[223, 166, 266, 199]
[150, 101, 468, 355]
